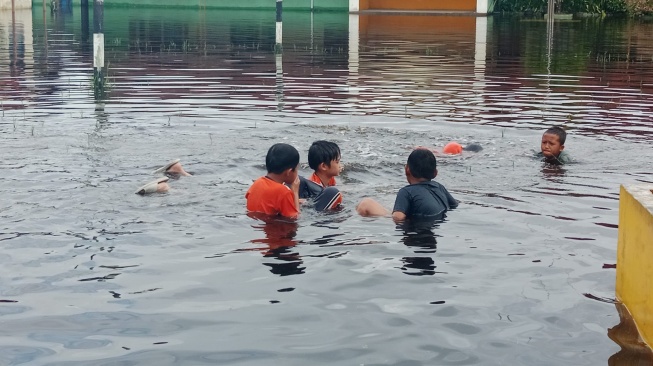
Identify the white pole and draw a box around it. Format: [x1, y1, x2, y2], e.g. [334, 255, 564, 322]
[473, 17, 488, 113]
[349, 0, 359, 12]
[275, 53, 283, 110]
[275, 0, 282, 50]
[275, 0, 283, 109]
[347, 13, 360, 100]
[477, 0, 489, 14]
[93, 0, 105, 98]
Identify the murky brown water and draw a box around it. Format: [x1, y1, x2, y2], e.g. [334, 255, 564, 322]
[0, 5, 652, 366]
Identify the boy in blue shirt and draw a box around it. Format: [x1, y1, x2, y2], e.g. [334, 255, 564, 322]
[357, 148, 458, 221]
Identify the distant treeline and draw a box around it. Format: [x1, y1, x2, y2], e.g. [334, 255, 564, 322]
[495, 0, 653, 15]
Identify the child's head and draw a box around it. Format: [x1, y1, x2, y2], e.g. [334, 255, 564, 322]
[541, 126, 566, 158]
[266, 143, 300, 183]
[308, 140, 341, 176]
[407, 148, 437, 180]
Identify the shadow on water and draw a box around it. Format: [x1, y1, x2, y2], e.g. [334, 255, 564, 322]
[608, 302, 653, 365]
[397, 217, 443, 276]
[248, 213, 305, 277]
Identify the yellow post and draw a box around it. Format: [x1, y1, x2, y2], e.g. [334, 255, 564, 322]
[616, 184, 653, 348]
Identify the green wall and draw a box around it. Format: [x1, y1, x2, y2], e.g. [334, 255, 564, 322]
[34, 0, 348, 10]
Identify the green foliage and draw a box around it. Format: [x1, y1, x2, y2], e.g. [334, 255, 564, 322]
[496, 0, 545, 12]
[625, 0, 653, 14]
[495, 0, 629, 13]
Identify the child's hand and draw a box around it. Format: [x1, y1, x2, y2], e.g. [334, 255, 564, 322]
[290, 176, 301, 192]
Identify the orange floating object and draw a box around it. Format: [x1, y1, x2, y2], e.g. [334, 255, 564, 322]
[443, 142, 463, 155]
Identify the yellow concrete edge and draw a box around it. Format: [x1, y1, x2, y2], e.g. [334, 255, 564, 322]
[616, 184, 653, 349]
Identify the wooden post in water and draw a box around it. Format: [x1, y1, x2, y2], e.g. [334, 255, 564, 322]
[93, 0, 105, 98]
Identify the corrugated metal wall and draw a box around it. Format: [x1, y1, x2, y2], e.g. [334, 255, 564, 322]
[368, 0, 476, 11]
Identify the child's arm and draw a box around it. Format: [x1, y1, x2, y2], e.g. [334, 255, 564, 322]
[356, 198, 389, 217]
[290, 176, 301, 214]
[391, 188, 411, 222]
[278, 178, 301, 219]
[444, 188, 458, 209]
[392, 211, 407, 222]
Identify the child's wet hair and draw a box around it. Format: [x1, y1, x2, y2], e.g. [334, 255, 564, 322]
[308, 140, 341, 171]
[545, 126, 567, 145]
[407, 149, 437, 180]
[266, 143, 300, 174]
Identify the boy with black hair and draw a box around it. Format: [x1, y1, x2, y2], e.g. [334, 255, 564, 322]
[307, 140, 341, 187]
[246, 143, 301, 219]
[539, 126, 571, 165]
[357, 148, 458, 221]
[391, 148, 458, 221]
[298, 140, 343, 211]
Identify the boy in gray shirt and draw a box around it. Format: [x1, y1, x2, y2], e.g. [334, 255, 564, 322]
[392, 148, 458, 222]
[356, 148, 458, 222]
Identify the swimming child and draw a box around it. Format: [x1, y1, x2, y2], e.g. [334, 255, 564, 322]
[356, 148, 458, 221]
[135, 177, 170, 195]
[432, 142, 483, 155]
[135, 159, 192, 195]
[443, 142, 463, 155]
[391, 148, 458, 221]
[154, 158, 192, 177]
[246, 143, 301, 219]
[539, 126, 571, 165]
[298, 140, 343, 211]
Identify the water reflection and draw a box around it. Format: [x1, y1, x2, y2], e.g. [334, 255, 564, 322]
[0, 8, 32, 102]
[608, 302, 653, 365]
[52, 0, 74, 16]
[248, 213, 305, 276]
[398, 217, 442, 276]
[541, 164, 567, 181]
[2, 8, 650, 139]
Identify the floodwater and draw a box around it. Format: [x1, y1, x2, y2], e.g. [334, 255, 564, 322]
[1, 5, 652, 366]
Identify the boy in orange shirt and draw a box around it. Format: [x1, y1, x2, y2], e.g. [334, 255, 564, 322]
[307, 140, 342, 188]
[246, 143, 301, 219]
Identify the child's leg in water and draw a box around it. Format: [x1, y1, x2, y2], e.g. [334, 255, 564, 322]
[136, 177, 170, 195]
[166, 161, 191, 177]
[356, 197, 390, 217]
[154, 159, 192, 177]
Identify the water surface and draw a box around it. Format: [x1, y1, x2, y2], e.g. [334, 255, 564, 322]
[0, 6, 652, 366]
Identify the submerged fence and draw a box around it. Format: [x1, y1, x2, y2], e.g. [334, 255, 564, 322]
[30, 0, 348, 10]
